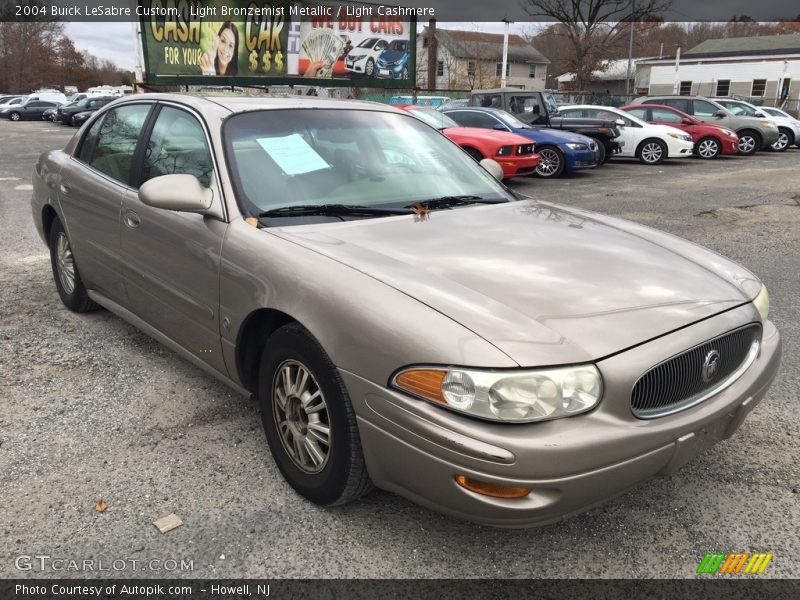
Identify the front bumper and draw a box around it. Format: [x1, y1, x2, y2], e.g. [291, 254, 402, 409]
[721, 137, 740, 155]
[496, 153, 540, 178]
[666, 138, 695, 157]
[343, 311, 780, 527]
[563, 147, 600, 171]
[376, 63, 405, 79]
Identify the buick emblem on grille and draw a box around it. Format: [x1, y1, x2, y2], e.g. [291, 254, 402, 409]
[702, 349, 721, 382]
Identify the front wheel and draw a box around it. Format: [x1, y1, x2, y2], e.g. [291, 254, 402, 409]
[737, 130, 760, 155]
[535, 146, 565, 178]
[365, 58, 374, 77]
[258, 323, 372, 506]
[596, 142, 607, 165]
[771, 129, 792, 152]
[463, 147, 483, 162]
[695, 137, 721, 159]
[636, 139, 667, 164]
[48, 219, 100, 313]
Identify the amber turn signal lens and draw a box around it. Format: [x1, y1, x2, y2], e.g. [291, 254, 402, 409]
[455, 475, 531, 499]
[394, 369, 447, 404]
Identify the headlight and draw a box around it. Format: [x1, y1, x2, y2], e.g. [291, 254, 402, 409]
[724, 129, 737, 137]
[392, 364, 603, 423]
[496, 145, 513, 156]
[349, 54, 365, 61]
[565, 142, 588, 150]
[753, 284, 769, 322]
[760, 120, 775, 128]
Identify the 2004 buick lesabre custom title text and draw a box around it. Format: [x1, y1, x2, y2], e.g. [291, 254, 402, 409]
[31, 94, 780, 527]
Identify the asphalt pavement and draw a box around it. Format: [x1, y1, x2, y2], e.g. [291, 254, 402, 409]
[0, 120, 798, 579]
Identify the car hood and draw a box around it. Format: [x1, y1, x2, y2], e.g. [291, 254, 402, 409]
[516, 127, 592, 145]
[272, 201, 761, 365]
[378, 50, 406, 63]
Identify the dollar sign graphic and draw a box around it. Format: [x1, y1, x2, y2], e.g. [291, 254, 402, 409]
[274, 51, 284, 73]
[249, 51, 258, 73]
[262, 50, 271, 73]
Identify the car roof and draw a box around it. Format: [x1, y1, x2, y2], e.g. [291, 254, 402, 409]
[110, 93, 402, 115]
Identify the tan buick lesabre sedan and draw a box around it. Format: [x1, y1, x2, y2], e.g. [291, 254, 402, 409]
[31, 94, 781, 527]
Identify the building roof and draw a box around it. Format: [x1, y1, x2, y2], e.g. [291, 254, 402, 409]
[557, 59, 647, 83]
[684, 33, 800, 57]
[422, 27, 550, 64]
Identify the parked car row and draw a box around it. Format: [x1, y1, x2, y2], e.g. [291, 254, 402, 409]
[1, 94, 117, 125]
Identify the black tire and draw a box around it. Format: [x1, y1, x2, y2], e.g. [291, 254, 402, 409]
[771, 128, 793, 152]
[695, 136, 721, 159]
[737, 130, 760, 155]
[365, 58, 374, 77]
[535, 145, 565, 178]
[258, 323, 373, 506]
[48, 219, 100, 313]
[636, 138, 667, 165]
[463, 147, 483, 162]
[596, 141, 607, 165]
[9, 111, 21, 121]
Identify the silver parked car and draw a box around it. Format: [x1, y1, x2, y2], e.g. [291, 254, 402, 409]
[31, 94, 781, 527]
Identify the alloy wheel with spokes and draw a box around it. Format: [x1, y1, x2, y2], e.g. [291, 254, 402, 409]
[771, 131, 790, 152]
[536, 146, 564, 178]
[55, 232, 76, 295]
[696, 137, 721, 159]
[737, 132, 759, 155]
[272, 359, 331, 474]
[638, 141, 665, 164]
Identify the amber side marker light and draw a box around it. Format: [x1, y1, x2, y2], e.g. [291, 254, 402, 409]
[455, 475, 531, 499]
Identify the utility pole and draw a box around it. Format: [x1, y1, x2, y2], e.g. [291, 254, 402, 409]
[501, 18, 511, 88]
[625, 1, 635, 95]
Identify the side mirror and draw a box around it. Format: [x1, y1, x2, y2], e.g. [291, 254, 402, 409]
[714, 110, 726, 118]
[493, 123, 507, 131]
[138, 174, 213, 213]
[615, 118, 626, 127]
[755, 111, 766, 118]
[682, 118, 693, 125]
[479, 158, 504, 181]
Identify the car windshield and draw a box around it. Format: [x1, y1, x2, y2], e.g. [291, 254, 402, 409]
[408, 108, 460, 129]
[495, 111, 529, 129]
[388, 40, 407, 51]
[224, 109, 510, 218]
[726, 103, 757, 116]
[357, 38, 376, 48]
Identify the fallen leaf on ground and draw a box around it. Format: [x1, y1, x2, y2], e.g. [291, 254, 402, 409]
[95, 499, 108, 513]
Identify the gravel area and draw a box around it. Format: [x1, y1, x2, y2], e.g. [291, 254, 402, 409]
[0, 120, 798, 579]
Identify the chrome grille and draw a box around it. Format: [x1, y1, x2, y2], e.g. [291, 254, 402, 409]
[631, 324, 761, 419]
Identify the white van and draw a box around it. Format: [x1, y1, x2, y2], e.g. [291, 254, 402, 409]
[26, 91, 67, 104]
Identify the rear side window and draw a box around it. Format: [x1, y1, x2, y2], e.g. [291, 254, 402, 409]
[651, 108, 682, 123]
[76, 115, 105, 163]
[140, 106, 213, 187]
[625, 107, 648, 120]
[87, 104, 151, 185]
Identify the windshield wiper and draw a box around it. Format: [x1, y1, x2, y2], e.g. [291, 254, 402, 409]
[404, 195, 508, 210]
[258, 204, 412, 218]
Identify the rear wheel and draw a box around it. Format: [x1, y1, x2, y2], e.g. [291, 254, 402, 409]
[596, 142, 607, 165]
[737, 130, 760, 155]
[636, 139, 667, 165]
[695, 137, 721, 159]
[9, 111, 21, 121]
[771, 128, 793, 152]
[48, 219, 100, 313]
[535, 146, 565, 178]
[258, 323, 373, 506]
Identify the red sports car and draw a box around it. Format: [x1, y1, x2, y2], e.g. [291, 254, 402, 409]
[397, 105, 540, 178]
[620, 104, 740, 159]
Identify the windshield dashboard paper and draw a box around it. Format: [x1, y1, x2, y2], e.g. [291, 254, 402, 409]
[257, 134, 331, 176]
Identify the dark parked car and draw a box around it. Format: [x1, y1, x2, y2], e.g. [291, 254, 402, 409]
[56, 96, 116, 126]
[70, 110, 93, 127]
[1, 100, 61, 121]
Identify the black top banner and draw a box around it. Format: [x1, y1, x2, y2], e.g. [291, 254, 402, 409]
[3, 0, 800, 22]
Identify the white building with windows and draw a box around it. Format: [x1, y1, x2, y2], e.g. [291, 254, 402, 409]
[640, 34, 800, 110]
[416, 27, 550, 91]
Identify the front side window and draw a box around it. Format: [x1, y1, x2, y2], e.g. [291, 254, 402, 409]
[223, 109, 509, 218]
[87, 104, 151, 185]
[693, 100, 719, 117]
[651, 107, 682, 123]
[140, 106, 213, 187]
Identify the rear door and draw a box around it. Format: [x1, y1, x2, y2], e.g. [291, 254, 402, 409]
[57, 103, 153, 302]
[119, 103, 228, 375]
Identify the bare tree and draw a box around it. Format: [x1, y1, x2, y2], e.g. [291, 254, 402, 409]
[522, 0, 672, 89]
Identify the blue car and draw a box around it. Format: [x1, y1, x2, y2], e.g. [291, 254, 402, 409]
[442, 107, 601, 177]
[375, 40, 410, 80]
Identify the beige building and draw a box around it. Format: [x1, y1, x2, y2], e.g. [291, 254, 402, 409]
[416, 27, 550, 91]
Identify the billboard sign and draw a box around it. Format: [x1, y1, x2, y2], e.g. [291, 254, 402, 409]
[138, 1, 416, 87]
